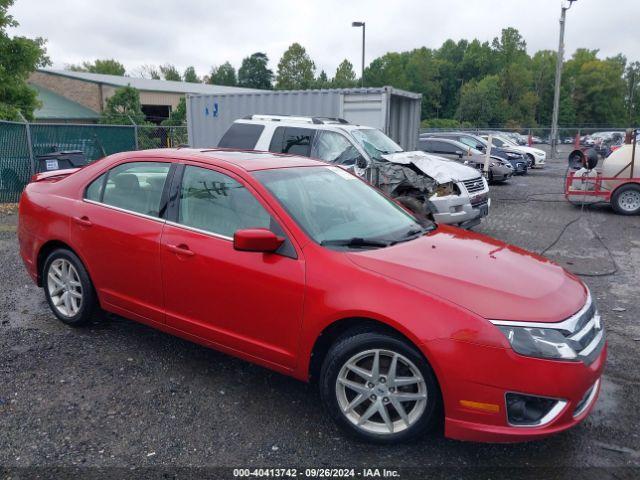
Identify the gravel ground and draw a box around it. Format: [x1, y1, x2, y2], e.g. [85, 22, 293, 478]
[1, 147, 639, 479]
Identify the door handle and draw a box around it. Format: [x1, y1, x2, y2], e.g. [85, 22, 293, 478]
[73, 216, 93, 227]
[166, 243, 195, 257]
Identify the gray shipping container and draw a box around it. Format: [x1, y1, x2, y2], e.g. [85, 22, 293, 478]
[186, 86, 422, 151]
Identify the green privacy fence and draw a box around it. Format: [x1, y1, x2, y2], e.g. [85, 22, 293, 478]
[0, 121, 187, 203]
[0, 121, 32, 203]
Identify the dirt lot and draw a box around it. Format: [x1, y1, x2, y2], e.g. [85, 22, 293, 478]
[1, 147, 639, 479]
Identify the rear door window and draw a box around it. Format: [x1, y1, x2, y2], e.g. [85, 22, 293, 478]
[218, 123, 265, 149]
[269, 127, 314, 157]
[101, 162, 171, 217]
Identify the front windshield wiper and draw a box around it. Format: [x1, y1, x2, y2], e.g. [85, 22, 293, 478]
[394, 225, 436, 243]
[320, 237, 391, 248]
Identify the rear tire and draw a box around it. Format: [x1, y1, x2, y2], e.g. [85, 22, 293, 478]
[611, 184, 640, 215]
[320, 330, 441, 444]
[43, 248, 99, 327]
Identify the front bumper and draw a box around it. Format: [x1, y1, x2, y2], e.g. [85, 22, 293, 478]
[511, 160, 527, 174]
[429, 192, 490, 227]
[423, 337, 606, 443]
[533, 153, 546, 167]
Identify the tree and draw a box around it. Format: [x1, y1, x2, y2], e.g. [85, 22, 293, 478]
[276, 43, 316, 89]
[238, 52, 272, 89]
[531, 50, 557, 125]
[0, 0, 49, 121]
[572, 58, 626, 126]
[69, 59, 125, 76]
[332, 59, 357, 88]
[456, 75, 504, 126]
[159, 64, 181, 81]
[209, 61, 237, 86]
[100, 86, 147, 125]
[161, 97, 186, 126]
[625, 61, 640, 125]
[183, 66, 200, 83]
[314, 70, 330, 89]
[137, 64, 161, 80]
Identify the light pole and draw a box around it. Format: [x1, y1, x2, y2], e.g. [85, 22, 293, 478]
[352, 21, 365, 87]
[550, 0, 577, 158]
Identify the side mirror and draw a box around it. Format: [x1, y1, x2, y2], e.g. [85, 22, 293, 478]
[355, 155, 369, 170]
[233, 228, 284, 253]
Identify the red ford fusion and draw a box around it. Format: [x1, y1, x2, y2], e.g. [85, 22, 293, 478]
[18, 149, 606, 443]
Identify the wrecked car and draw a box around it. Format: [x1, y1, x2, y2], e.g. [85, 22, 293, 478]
[417, 137, 513, 183]
[218, 115, 490, 228]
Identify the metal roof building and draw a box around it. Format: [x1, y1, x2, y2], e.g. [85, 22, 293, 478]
[29, 69, 259, 123]
[31, 84, 101, 122]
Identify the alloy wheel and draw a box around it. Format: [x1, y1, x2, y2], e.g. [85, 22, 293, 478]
[335, 349, 427, 435]
[47, 258, 83, 317]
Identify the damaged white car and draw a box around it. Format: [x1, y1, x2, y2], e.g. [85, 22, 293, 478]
[219, 115, 490, 228]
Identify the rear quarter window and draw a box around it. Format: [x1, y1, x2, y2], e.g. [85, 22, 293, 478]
[218, 123, 265, 149]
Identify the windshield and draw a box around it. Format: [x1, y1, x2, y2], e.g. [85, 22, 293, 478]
[253, 166, 428, 248]
[350, 128, 403, 159]
[451, 140, 482, 155]
[496, 135, 517, 147]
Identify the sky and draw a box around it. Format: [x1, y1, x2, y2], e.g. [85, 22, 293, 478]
[9, 0, 640, 78]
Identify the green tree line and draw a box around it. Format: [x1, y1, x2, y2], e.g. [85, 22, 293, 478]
[1, 0, 638, 129]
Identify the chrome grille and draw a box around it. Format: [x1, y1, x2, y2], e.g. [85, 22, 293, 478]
[463, 177, 485, 194]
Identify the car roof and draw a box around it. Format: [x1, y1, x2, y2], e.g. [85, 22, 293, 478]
[235, 118, 374, 132]
[117, 148, 326, 172]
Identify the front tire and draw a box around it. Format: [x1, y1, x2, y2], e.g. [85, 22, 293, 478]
[526, 154, 535, 169]
[320, 331, 441, 443]
[611, 184, 640, 215]
[43, 248, 99, 327]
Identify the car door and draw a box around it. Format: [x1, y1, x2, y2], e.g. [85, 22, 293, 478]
[160, 163, 305, 369]
[72, 160, 174, 324]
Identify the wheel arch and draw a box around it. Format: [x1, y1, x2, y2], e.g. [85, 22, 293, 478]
[307, 316, 433, 384]
[37, 240, 86, 287]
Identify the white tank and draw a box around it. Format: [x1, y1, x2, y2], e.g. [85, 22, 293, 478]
[602, 144, 639, 191]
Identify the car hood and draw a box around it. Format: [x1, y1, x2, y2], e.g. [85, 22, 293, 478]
[381, 151, 480, 184]
[346, 225, 587, 322]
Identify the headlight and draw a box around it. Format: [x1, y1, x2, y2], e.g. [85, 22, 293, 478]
[432, 182, 458, 197]
[495, 325, 581, 360]
[535, 151, 545, 157]
[506, 152, 519, 158]
[490, 162, 496, 167]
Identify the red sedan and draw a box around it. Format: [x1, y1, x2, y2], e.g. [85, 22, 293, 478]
[18, 149, 606, 443]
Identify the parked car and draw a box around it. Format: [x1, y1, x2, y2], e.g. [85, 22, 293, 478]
[417, 137, 513, 183]
[421, 132, 528, 175]
[220, 116, 490, 228]
[480, 134, 547, 168]
[18, 148, 606, 444]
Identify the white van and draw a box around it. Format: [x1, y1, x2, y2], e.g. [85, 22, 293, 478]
[219, 115, 490, 228]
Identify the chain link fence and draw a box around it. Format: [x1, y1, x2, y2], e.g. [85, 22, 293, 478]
[0, 120, 187, 203]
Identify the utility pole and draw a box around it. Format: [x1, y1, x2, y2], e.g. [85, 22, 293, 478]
[550, 0, 577, 159]
[352, 21, 366, 87]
